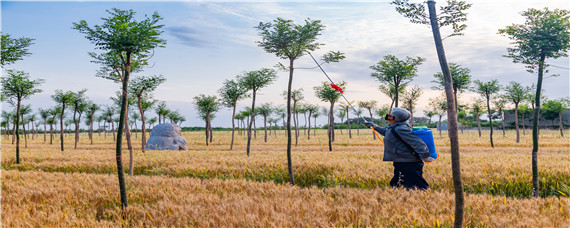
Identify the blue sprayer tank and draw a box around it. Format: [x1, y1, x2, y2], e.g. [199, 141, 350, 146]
[412, 127, 438, 160]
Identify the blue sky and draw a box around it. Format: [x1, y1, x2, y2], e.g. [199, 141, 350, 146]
[2, 0, 569, 128]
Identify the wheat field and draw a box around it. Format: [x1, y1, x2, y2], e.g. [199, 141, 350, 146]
[1, 128, 569, 227]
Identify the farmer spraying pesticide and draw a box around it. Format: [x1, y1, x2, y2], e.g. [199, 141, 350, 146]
[365, 108, 435, 190]
[309, 52, 437, 190]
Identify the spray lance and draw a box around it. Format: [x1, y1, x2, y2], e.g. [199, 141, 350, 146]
[308, 52, 384, 144]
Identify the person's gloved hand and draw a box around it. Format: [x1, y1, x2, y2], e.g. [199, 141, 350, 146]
[364, 122, 375, 128]
[422, 157, 435, 163]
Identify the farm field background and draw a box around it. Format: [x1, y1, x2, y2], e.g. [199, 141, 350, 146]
[1, 129, 569, 227]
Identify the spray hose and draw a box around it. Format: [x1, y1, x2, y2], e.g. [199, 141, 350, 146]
[308, 52, 384, 144]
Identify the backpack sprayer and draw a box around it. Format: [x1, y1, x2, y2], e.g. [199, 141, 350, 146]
[308, 52, 384, 144]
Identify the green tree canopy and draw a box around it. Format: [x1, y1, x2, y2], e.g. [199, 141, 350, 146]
[0, 33, 34, 66]
[370, 54, 424, 107]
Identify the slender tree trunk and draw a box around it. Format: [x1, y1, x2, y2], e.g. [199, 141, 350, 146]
[115, 58, 131, 210]
[346, 107, 352, 138]
[89, 114, 94, 145]
[394, 84, 399, 108]
[73, 111, 79, 150]
[328, 101, 334, 151]
[515, 103, 520, 143]
[60, 104, 65, 151]
[110, 116, 116, 142]
[531, 53, 546, 197]
[486, 97, 494, 148]
[253, 116, 257, 139]
[293, 101, 298, 146]
[559, 112, 564, 137]
[247, 91, 257, 156]
[21, 113, 27, 149]
[500, 111, 506, 137]
[313, 117, 317, 136]
[137, 98, 147, 152]
[264, 115, 268, 143]
[124, 110, 134, 176]
[43, 122, 47, 142]
[205, 113, 210, 146]
[303, 113, 307, 136]
[209, 118, 213, 143]
[427, 2, 463, 226]
[286, 57, 295, 185]
[476, 114, 481, 137]
[307, 111, 312, 140]
[49, 124, 54, 145]
[15, 98, 21, 164]
[230, 104, 237, 150]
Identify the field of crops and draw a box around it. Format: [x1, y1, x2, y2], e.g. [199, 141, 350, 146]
[2, 129, 569, 227]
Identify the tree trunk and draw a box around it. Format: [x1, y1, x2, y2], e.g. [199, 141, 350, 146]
[346, 107, 352, 139]
[264, 115, 268, 143]
[328, 101, 334, 151]
[111, 116, 116, 142]
[73, 110, 79, 150]
[246, 91, 257, 156]
[293, 101, 298, 146]
[476, 114, 481, 137]
[89, 113, 94, 145]
[515, 103, 520, 143]
[205, 112, 210, 146]
[254, 116, 257, 139]
[427, 1, 464, 226]
[43, 121, 47, 142]
[49, 124, 54, 145]
[21, 113, 27, 149]
[210, 118, 213, 143]
[394, 84, 399, 108]
[531, 53, 546, 197]
[138, 100, 147, 152]
[307, 111, 312, 140]
[286, 57, 295, 185]
[60, 104, 65, 151]
[559, 112, 564, 137]
[438, 115, 442, 138]
[486, 97, 494, 148]
[115, 56, 132, 211]
[15, 98, 21, 164]
[230, 104, 237, 150]
[124, 109, 134, 176]
[500, 111, 505, 137]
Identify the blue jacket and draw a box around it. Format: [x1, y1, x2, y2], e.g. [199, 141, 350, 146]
[373, 122, 430, 162]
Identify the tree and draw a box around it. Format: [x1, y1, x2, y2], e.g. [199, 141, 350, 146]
[470, 99, 484, 138]
[339, 102, 353, 138]
[376, 104, 391, 126]
[543, 98, 569, 137]
[257, 103, 273, 143]
[336, 108, 346, 134]
[315, 81, 346, 151]
[393, 0, 471, 225]
[218, 78, 249, 150]
[1, 70, 43, 164]
[47, 107, 59, 145]
[429, 95, 448, 138]
[432, 63, 472, 111]
[518, 104, 530, 135]
[74, 8, 166, 209]
[69, 89, 88, 150]
[130, 75, 165, 152]
[19, 105, 32, 148]
[370, 54, 424, 108]
[499, 8, 570, 197]
[194, 94, 220, 146]
[0, 33, 34, 66]
[84, 102, 99, 144]
[38, 108, 50, 142]
[304, 104, 319, 140]
[473, 79, 501, 148]
[423, 110, 437, 126]
[401, 85, 423, 126]
[378, 84, 405, 111]
[256, 17, 343, 185]
[281, 89, 304, 145]
[51, 90, 75, 151]
[147, 117, 157, 129]
[493, 98, 508, 137]
[238, 68, 277, 156]
[503, 81, 532, 143]
[358, 100, 378, 139]
[155, 101, 169, 124]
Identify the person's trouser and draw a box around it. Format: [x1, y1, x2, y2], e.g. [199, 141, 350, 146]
[390, 161, 429, 190]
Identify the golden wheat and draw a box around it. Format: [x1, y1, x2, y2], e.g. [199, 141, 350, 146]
[1, 129, 569, 227]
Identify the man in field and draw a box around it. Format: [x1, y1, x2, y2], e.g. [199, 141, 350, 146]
[364, 108, 433, 190]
